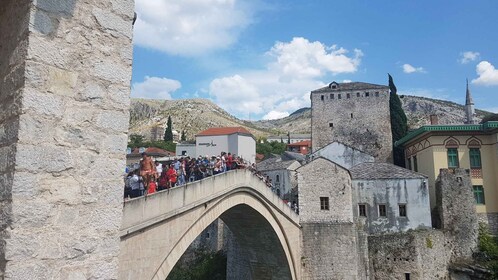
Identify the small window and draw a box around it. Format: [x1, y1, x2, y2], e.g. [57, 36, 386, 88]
[473, 185, 485, 205]
[407, 157, 412, 170]
[357, 92, 360, 97]
[331, 84, 337, 89]
[375, 92, 379, 97]
[447, 148, 459, 168]
[413, 156, 418, 172]
[347, 93, 350, 99]
[321, 95, 324, 101]
[399, 204, 407, 217]
[276, 175, 280, 183]
[320, 197, 329, 210]
[329, 122, 333, 128]
[378, 204, 387, 217]
[365, 92, 370, 97]
[469, 148, 482, 168]
[405, 273, 411, 280]
[358, 204, 367, 217]
[330, 93, 334, 99]
[351, 113, 353, 118]
[338, 94, 342, 99]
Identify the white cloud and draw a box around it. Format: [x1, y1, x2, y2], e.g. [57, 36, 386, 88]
[132, 76, 181, 99]
[134, 0, 254, 56]
[342, 79, 352, 83]
[472, 61, 498, 86]
[209, 37, 362, 119]
[402, 64, 425, 74]
[459, 51, 480, 64]
[263, 110, 290, 120]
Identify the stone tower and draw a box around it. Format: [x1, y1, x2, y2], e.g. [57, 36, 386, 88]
[311, 81, 392, 162]
[464, 79, 476, 124]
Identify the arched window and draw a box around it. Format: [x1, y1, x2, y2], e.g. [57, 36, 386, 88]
[276, 175, 280, 183]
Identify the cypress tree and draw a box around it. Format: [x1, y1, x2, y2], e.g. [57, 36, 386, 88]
[389, 74, 408, 167]
[164, 116, 173, 142]
[181, 130, 186, 141]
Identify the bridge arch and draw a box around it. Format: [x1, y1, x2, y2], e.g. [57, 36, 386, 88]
[119, 170, 301, 280]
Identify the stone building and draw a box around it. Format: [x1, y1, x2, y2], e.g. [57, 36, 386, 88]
[396, 120, 498, 232]
[350, 162, 431, 234]
[310, 141, 374, 169]
[311, 81, 392, 162]
[256, 156, 301, 200]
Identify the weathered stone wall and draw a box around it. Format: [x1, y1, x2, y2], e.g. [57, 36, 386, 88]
[297, 158, 360, 279]
[368, 230, 450, 280]
[300, 223, 360, 279]
[311, 141, 375, 169]
[297, 157, 353, 223]
[477, 212, 498, 235]
[436, 169, 478, 262]
[311, 85, 392, 162]
[352, 178, 431, 234]
[0, 1, 31, 277]
[1, 0, 134, 278]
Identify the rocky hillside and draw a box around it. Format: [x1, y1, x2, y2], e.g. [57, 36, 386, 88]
[129, 96, 491, 140]
[129, 98, 275, 140]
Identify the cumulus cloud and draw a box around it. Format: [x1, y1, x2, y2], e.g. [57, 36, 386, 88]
[472, 61, 498, 86]
[402, 64, 425, 74]
[134, 0, 254, 56]
[459, 51, 480, 64]
[263, 111, 290, 120]
[132, 76, 181, 99]
[209, 37, 362, 119]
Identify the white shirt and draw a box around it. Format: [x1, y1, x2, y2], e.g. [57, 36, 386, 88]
[156, 164, 163, 174]
[129, 175, 144, 190]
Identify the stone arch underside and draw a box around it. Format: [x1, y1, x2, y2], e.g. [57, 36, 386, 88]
[119, 184, 300, 280]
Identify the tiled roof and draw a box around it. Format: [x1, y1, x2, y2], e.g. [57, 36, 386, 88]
[196, 126, 253, 137]
[130, 147, 174, 157]
[311, 81, 389, 93]
[257, 157, 299, 171]
[287, 140, 311, 147]
[349, 162, 427, 180]
[281, 151, 306, 162]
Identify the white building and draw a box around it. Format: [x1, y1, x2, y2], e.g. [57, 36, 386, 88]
[195, 127, 256, 163]
[349, 162, 431, 234]
[267, 133, 311, 144]
[176, 143, 196, 157]
[311, 141, 374, 169]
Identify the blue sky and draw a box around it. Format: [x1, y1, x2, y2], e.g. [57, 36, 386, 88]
[131, 0, 498, 120]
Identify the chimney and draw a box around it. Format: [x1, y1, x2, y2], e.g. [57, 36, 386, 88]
[430, 114, 439, 125]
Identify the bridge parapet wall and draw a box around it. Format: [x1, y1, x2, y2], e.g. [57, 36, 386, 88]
[121, 169, 299, 235]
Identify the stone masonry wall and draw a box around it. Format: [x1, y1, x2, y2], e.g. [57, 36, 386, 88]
[0, 1, 31, 277]
[311, 86, 392, 162]
[436, 169, 478, 262]
[478, 212, 498, 235]
[368, 230, 450, 280]
[1, 0, 134, 278]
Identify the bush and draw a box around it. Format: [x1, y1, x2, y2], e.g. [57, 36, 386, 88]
[478, 223, 498, 278]
[167, 250, 227, 280]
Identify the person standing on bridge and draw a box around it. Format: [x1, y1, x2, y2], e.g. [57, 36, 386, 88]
[140, 153, 156, 192]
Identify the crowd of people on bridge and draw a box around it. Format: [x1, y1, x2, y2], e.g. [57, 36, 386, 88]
[124, 152, 250, 199]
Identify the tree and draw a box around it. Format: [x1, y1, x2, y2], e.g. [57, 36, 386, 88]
[164, 116, 173, 142]
[389, 74, 408, 167]
[129, 134, 145, 148]
[181, 130, 186, 142]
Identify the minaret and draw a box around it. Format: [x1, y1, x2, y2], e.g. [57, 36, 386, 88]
[465, 79, 475, 124]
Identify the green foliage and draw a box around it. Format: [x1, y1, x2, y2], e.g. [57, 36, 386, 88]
[127, 135, 176, 152]
[478, 223, 498, 278]
[181, 130, 187, 141]
[426, 237, 433, 249]
[164, 116, 174, 142]
[167, 250, 227, 280]
[389, 74, 408, 167]
[481, 113, 498, 124]
[256, 139, 287, 156]
[129, 134, 145, 148]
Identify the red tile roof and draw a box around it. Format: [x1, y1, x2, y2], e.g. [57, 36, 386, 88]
[196, 126, 253, 137]
[130, 147, 175, 157]
[287, 140, 311, 147]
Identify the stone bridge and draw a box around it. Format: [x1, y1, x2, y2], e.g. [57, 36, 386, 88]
[119, 169, 302, 280]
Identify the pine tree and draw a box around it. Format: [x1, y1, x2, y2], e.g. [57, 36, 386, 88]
[164, 116, 173, 142]
[181, 130, 186, 141]
[389, 74, 408, 167]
